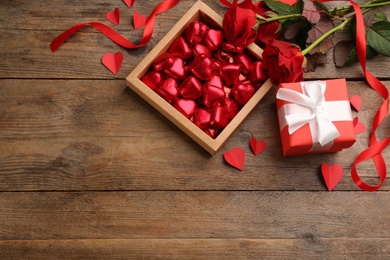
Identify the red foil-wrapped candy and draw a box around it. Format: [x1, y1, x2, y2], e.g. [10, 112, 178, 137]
[141, 71, 163, 91]
[210, 105, 229, 130]
[179, 76, 203, 99]
[222, 42, 245, 53]
[156, 77, 179, 103]
[193, 43, 212, 58]
[206, 75, 224, 89]
[189, 54, 214, 81]
[174, 98, 197, 118]
[203, 28, 224, 51]
[184, 21, 208, 45]
[203, 84, 225, 107]
[164, 57, 186, 80]
[250, 61, 268, 87]
[235, 53, 253, 75]
[193, 108, 211, 130]
[219, 63, 241, 86]
[169, 37, 192, 60]
[153, 52, 174, 71]
[214, 50, 234, 64]
[232, 80, 256, 106]
[220, 98, 240, 120]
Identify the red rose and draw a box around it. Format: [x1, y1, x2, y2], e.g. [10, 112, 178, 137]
[256, 21, 281, 48]
[222, 0, 257, 48]
[262, 40, 305, 86]
[253, 2, 281, 48]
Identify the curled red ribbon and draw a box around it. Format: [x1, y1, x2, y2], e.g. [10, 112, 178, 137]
[50, 0, 180, 52]
[349, 0, 389, 191]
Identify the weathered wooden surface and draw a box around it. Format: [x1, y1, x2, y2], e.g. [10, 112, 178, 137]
[0, 0, 389, 258]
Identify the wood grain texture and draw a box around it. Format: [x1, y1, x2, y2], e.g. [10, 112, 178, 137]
[1, 238, 390, 259]
[0, 192, 389, 240]
[1, 0, 390, 258]
[1, 79, 389, 191]
[0, 0, 389, 79]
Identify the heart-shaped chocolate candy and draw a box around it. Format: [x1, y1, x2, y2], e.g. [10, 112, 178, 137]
[232, 80, 256, 106]
[169, 37, 192, 60]
[179, 76, 203, 99]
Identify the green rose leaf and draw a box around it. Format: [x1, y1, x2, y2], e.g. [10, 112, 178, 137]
[263, 0, 303, 15]
[367, 21, 390, 56]
[334, 40, 377, 67]
[313, 1, 330, 14]
[375, 12, 388, 22]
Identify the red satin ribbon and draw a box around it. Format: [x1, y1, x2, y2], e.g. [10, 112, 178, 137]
[50, 0, 180, 52]
[349, 0, 389, 191]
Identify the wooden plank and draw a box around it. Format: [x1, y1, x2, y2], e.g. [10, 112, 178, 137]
[1, 238, 390, 259]
[0, 1, 389, 79]
[0, 191, 389, 240]
[1, 79, 389, 191]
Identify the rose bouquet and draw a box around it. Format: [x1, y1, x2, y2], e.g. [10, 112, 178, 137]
[220, 0, 390, 86]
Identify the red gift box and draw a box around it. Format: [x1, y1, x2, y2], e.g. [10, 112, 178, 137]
[276, 79, 356, 156]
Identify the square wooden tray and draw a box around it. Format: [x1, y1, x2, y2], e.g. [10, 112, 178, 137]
[126, 1, 273, 154]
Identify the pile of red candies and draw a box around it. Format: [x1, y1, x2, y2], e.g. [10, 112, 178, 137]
[141, 21, 268, 139]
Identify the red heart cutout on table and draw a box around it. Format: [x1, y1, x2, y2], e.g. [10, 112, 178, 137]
[321, 163, 343, 191]
[350, 95, 362, 112]
[102, 52, 123, 75]
[106, 8, 120, 25]
[224, 147, 245, 171]
[250, 138, 267, 156]
[353, 116, 366, 134]
[133, 11, 147, 29]
[123, 0, 135, 8]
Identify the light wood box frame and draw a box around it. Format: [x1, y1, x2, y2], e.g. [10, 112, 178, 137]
[126, 0, 273, 155]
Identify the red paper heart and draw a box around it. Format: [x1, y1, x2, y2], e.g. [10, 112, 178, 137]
[250, 138, 266, 156]
[133, 11, 146, 29]
[106, 8, 120, 25]
[102, 52, 123, 75]
[224, 147, 245, 171]
[353, 117, 366, 134]
[321, 163, 343, 191]
[350, 95, 362, 112]
[123, 0, 135, 8]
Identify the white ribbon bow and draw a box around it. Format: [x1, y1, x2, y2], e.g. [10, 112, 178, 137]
[276, 81, 340, 146]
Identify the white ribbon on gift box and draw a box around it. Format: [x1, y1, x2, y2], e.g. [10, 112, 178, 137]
[277, 81, 353, 152]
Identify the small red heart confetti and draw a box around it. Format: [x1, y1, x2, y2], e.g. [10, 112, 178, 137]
[102, 52, 123, 75]
[133, 11, 147, 29]
[350, 95, 362, 112]
[353, 116, 366, 134]
[224, 147, 245, 171]
[321, 163, 343, 191]
[106, 8, 120, 25]
[123, 0, 135, 8]
[250, 138, 267, 156]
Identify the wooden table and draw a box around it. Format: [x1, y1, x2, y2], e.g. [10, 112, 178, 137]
[1, 0, 389, 258]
